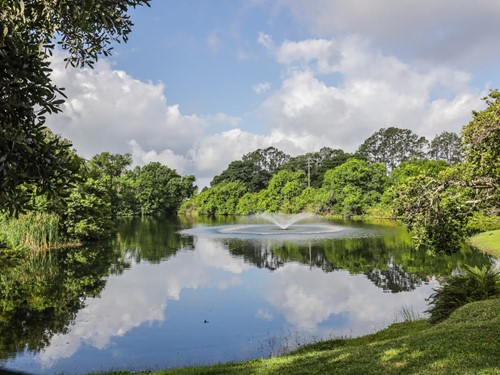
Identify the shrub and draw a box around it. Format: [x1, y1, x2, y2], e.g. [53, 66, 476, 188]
[426, 265, 500, 324]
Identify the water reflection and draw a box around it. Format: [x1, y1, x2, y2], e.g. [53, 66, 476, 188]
[1, 217, 495, 374]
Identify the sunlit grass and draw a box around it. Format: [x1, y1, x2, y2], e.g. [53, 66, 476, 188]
[470, 229, 500, 258]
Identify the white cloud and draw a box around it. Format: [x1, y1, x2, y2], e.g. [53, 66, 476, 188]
[276, 39, 340, 73]
[258, 36, 483, 151]
[265, 264, 433, 333]
[190, 129, 269, 173]
[128, 140, 190, 173]
[253, 81, 271, 94]
[257, 32, 274, 49]
[48, 52, 207, 158]
[276, 0, 500, 68]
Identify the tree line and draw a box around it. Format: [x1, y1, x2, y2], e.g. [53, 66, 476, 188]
[181, 96, 500, 254]
[0, 149, 196, 247]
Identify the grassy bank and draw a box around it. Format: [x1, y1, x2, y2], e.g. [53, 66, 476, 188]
[470, 229, 500, 258]
[101, 298, 500, 375]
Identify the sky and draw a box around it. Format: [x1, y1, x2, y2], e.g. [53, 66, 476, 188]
[46, 0, 500, 188]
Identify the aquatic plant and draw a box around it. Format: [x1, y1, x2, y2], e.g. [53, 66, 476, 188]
[0, 212, 61, 251]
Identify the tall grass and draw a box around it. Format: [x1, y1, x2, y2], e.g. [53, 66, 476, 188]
[0, 212, 62, 252]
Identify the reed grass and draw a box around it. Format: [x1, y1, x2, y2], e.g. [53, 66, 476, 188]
[0, 212, 62, 252]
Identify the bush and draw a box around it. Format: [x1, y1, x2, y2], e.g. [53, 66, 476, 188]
[426, 265, 500, 324]
[466, 212, 500, 233]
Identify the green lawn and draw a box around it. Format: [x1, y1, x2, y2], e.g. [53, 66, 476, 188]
[470, 229, 500, 258]
[101, 298, 500, 375]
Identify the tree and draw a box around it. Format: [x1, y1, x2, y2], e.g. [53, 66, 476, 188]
[461, 90, 500, 213]
[322, 158, 387, 217]
[0, 0, 150, 214]
[135, 162, 196, 216]
[193, 181, 247, 216]
[61, 178, 114, 240]
[390, 169, 472, 254]
[390, 91, 500, 253]
[87, 153, 132, 179]
[211, 159, 271, 192]
[211, 147, 290, 192]
[86, 152, 133, 216]
[282, 147, 350, 187]
[429, 131, 463, 165]
[264, 170, 308, 213]
[242, 147, 290, 174]
[389, 159, 450, 186]
[356, 127, 428, 171]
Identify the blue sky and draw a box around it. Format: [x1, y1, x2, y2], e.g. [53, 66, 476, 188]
[47, 0, 500, 187]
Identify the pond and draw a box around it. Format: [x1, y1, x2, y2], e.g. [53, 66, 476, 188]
[0, 216, 495, 374]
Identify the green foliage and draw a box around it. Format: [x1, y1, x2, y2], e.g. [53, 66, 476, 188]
[389, 159, 450, 185]
[466, 212, 500, 233]
[194, 181, 248, 215]
[0, 0, 150, 214]
[462, 90, 500, 212]
[426, 265, 500, 324]
[135, 162, 196, 216]
[0, 245, 121, 361]
[0, 212, 61, 251]
[390, 170, 472, 254]
[211, 147, 290, 192]
[84, 152, 133, 216]
[322, 158, 387, 217]
[282, 147, 350, 187]
[262, 170, 308, 213]
[381, 159, 451, 217]
[356, 127, 428, 171]
[60, 178, 114, 241]
[87, 152, 133, 179]
[389, 92, 500, 253]
[429, 131, 463, 164]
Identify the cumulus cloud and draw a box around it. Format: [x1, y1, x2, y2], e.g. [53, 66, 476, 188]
[48, 52, 207, 158]
[265, 264, 433, 333]
[276, 0, 500, 68]
[258, 36, 483, 151]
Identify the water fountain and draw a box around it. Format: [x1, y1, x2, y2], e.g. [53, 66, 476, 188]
[257, 212, 315, 230]
[181, 212, 349, 239]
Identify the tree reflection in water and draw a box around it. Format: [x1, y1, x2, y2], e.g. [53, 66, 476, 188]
[0, 216, 495, 372]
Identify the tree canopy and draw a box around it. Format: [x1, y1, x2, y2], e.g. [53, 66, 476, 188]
[0, 0, 150, 214]
[356, 127, 428, 171]
[429, 131, 463, 165]
[211, 147, 290, 192]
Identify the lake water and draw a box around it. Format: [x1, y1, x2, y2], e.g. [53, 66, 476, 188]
[0, 216, 494, 374]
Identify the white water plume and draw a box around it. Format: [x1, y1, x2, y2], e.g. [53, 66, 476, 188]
[257, 213, 316, 230]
